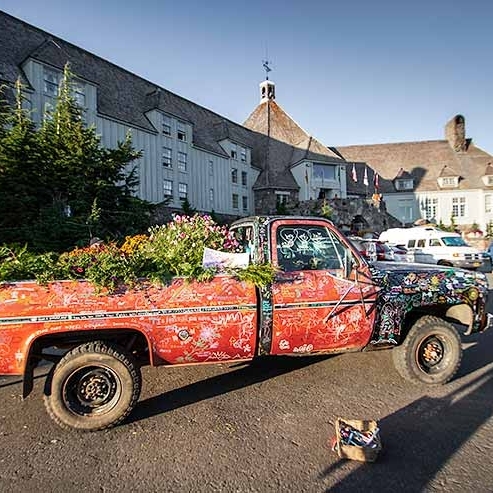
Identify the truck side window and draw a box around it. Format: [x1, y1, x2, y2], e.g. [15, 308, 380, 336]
[430, 239, 441, 247]
[276, 225, 346, 272]
[232, 226, 254, 254]
[417, 239, 426, 248]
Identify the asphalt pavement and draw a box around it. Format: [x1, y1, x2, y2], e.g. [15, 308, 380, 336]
[0, 273, 493, 492]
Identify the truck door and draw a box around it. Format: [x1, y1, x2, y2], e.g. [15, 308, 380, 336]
[268, 220, 379, 355]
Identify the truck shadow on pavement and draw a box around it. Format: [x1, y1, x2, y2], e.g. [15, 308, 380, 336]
[321, 342, 493, 492]
[128, 354, 331, 424]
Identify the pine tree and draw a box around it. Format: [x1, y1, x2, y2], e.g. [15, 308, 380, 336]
[0, 64, 152, 251]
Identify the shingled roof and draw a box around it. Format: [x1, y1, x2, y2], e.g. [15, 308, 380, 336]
[336, 117, 493, 196]
[243, 97, 345, 190]
[0, 10, 266, 161]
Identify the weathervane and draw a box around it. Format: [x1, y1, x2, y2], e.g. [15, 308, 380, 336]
[262, 59, 272, 80]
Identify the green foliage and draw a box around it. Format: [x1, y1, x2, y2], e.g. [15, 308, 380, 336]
[487, 220, 493, 238]
[276, 201, 288, 215]
[320, 199, 333, 219]
[0, 245, 60, 284]
[0, 215, 276, 292]
[143, 214, 239, 281]
[232, 262, 277, 288]
[181, 197, 196, 216]
[0, 64, 151, 252]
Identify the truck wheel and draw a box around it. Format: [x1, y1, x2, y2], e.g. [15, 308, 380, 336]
[44, 341, 142, 431]
[392, 316, 461, 385]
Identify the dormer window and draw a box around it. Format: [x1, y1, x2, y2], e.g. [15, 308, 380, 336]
[482, 175, 493, 186]
[395, 179, 414, 191]
[438, 176, 459, 188]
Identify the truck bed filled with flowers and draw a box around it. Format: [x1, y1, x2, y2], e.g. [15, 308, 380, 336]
[0, 214, 276, 291]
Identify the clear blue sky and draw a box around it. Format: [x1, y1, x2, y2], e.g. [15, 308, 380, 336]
[2, 0, 492, 154]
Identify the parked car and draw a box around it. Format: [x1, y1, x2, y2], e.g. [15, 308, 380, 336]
[347, 237, 394, 262]
[388, 244, 408, 262]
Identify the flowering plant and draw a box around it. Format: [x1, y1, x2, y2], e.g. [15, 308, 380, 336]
[144, 214, 240, 281]
[0, 214, 276, 291]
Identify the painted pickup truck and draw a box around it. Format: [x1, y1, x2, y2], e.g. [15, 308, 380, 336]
[0, 216, 490, 431]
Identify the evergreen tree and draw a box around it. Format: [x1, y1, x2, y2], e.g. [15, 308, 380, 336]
[0, 64, 152, 251]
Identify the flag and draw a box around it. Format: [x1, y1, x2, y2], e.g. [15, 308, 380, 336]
[363, 166, 369, 186]
[351, 163, 357, 182]
[374, 171, 379, 190]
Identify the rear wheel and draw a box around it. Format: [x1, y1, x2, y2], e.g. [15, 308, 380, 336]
[392, 316, 461, 385]
[44, 341, 142, 431]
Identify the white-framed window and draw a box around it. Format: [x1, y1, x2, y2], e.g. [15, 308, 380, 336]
[232, 193, 239, 209]
[209, 188, 214, 205]
[43, 68, 59, 97]
[162, 115, 171, 136]
[275, 191, 290, 207]
[179, 182, 188, 200]
[242, 195, 248, 210]
[231, 168, 238, 184]
[178, 152, 187, 172]
[485, 194, 493, 213]
[241, 171, 247, 187]
[209, 160, 214, 176]
[177, 124, 186, 141]
[422, 197, 438, 220]
[162, 147, 172, 167]
[163, 179, 173, 197]
[231, 143, 238, 159]
[438, 176, 458, 188]
[240, 147, 247, 162]
[452, 196, 466, 217]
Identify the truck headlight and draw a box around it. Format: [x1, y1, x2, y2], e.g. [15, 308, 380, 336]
[466, 287, 479, 301]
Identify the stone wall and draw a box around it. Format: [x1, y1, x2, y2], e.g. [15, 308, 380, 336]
[289, 197, 402, 236]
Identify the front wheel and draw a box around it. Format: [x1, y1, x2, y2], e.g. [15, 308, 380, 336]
[392, 316, 462, 385]
[44, 341, 142, 431]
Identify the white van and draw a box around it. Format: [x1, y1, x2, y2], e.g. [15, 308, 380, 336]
[379, 226, 483, 270]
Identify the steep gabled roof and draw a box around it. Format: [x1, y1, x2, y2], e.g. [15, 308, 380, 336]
[244, 98, 344, 190]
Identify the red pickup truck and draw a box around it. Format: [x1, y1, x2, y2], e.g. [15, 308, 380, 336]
[0, 216, 490, 431]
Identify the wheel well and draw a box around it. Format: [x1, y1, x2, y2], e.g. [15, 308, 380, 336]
[399, 304, 471, 343]
[23, 329, 151, 398]
[437, 260, 453, 267]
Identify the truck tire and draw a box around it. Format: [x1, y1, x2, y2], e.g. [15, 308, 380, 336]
[44, 341, 142, 431]
[392, 316, 462, 385]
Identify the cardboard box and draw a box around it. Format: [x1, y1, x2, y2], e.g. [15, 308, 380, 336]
[334, 418, 382, 462]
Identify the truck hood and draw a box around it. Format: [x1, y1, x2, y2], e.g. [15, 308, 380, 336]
[369, 261, 489, 293]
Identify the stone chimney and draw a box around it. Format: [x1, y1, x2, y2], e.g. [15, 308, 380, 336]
[445, 114, 466, 152]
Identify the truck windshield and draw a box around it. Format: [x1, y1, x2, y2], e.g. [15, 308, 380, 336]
[442, 236, 468, 247]
[276, 225, 350, 272]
